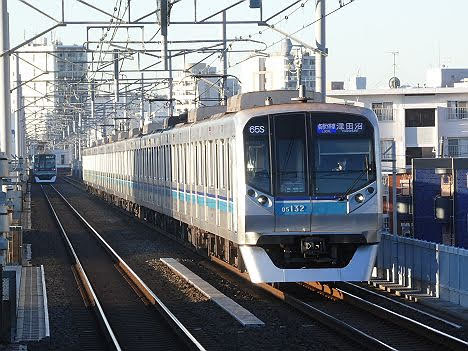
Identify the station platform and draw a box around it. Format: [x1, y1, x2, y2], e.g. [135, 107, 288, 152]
[3, 265, 50, 343]
[16, 266, 49, 342]
[161, 258, 264, 327]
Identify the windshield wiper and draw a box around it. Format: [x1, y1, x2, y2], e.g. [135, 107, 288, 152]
[338, 156, 372, 201]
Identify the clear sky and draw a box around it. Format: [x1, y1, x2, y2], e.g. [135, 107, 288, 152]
[8, 0, 468, 89]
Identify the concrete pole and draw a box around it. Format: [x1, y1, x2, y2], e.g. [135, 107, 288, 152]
[0, 0, 11, 156]
[168, 55, 173, 117]
[315, 0, 326, 102]
[140, 73, 144, 128]
[392, 140, 398, 236]
[113, 49, 119, 133]
[222, 10, 228, 104]
[14, 54, 22, 158]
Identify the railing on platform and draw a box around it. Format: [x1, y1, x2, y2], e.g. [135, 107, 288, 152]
[374, 233, 468, 308]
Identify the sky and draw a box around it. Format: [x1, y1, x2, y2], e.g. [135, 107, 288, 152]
[7, 0, 468, 89]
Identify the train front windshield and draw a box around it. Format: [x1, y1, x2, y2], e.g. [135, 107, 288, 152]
[34, 155, 56, 171]
[244, 113, 376, 197]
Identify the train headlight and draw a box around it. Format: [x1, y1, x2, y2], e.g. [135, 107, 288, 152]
[247, 189, 256, 197]
[257, 195, 268, 205]
[354, 193, 365, 203]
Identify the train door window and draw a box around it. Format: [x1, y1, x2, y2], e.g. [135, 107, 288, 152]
[163, 146, 167, 181]
[219, 140, 225, 189]
[172, 145, 180, 183]
[152, 147, 156, 179]
[274, 113, 308, 195]
[202, 142, 206, 186]
[198, 142, 201, 186]
[227, 139, 231, 192]
[208, 140, 213, 187]
[215, 141, 219, 189]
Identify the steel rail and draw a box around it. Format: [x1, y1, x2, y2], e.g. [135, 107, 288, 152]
[41, 185, 122, 351]
[344, 282, 463, 329]
[209, 256, 396, 351]
[49, 184, 206, 351]
[333, 283, 468, 350]
[64, 177, 468, 350]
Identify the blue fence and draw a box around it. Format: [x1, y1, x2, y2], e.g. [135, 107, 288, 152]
[374, 233, 468, 308]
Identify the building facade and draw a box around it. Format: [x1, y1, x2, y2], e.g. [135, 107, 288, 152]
[239, 39, 315, 93]
[173, 62, 228, 114]
[328, 87, 468, 171]
[11, 39, 87, 145]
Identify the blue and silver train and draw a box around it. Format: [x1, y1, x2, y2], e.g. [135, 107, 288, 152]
[32, 153, 57, 183]
[82, 91, 382, 283]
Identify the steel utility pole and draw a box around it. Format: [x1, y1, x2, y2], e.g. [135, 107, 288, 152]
[392, 140, 397, 236]
[222, 10, 228, 104]
[14, 53, 23, 158]
[113, 49, 119, 133]
[315, 0, 326, 102]
[140, 73, 144, 128]
[0, 0, 11, 156]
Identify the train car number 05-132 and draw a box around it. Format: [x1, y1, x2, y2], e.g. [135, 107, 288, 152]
[281, 205, 306, 213]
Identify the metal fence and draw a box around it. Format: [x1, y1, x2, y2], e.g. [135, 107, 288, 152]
[374, 233, 468, 308]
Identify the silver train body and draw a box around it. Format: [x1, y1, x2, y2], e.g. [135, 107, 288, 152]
[83, 94, 382, 283]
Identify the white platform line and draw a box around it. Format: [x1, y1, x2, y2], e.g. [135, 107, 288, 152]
[160, 258, 264, 327]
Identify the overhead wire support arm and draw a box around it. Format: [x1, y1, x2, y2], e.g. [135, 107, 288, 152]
[264, 24, 328, 57]
[198, 0, 246, 23]
[18, 0, 61, 23]
[75, 0, 126, 23]
[1, 23, 66, 57]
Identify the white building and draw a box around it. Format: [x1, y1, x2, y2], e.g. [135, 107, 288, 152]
[328, 86, 468, 171]
[239, 39, 315, 93]
[173, 62, 223, 114]
[11, 39, 87, 144]
[426, 67, 468, 88]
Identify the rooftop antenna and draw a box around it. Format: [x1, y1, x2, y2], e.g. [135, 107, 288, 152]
[388, 51, 400, 89]
[389, 50, 399, 79]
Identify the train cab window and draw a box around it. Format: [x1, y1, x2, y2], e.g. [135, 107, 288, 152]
[274, 114, 307, 194]
[313, 118, 376, 195]
[244, 116, 271, 194]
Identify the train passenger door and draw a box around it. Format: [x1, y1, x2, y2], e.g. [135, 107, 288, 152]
[273, 113, 311, 232]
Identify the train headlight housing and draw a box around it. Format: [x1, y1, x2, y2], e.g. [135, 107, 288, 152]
[354, 193, 365, 203]
[257, 195, 268, 205]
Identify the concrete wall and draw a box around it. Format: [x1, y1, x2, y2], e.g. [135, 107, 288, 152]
[374, 233, 468, 308]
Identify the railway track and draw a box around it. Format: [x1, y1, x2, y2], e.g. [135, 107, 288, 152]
[63, 177, 468, 350]
[41, 184, 205, 351]
[210, 256, 468, 351]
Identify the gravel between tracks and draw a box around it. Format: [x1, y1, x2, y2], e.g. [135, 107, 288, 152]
[54, 180, 361, 351]
[23, 185, 106, 351]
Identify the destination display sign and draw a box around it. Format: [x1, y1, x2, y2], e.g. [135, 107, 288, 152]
[316, 122, 365, 135]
